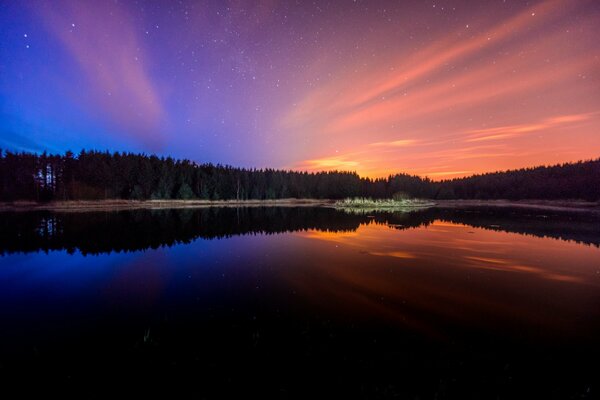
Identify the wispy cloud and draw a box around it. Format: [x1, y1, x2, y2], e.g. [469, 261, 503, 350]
[294, 156, 360, 171]
[35, 1, 166, 148]
[282, 0, 577, 134]
[369, 139, 418, 147]
[466, 112, 597, 142]
[426, 170, 473, 177]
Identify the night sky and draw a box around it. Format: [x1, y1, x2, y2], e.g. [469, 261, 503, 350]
[1, 0, 599, 179]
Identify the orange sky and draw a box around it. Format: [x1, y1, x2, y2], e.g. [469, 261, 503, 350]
[279, 0, 600, 179]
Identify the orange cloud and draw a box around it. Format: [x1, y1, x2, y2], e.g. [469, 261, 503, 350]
[341, 0, 569, 111]
[466, 112, 596, 142]
[295, 156, 360, 171]
[369, 139, 418, 147]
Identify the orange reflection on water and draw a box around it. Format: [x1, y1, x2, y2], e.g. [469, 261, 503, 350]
[284, 220, 600, 340]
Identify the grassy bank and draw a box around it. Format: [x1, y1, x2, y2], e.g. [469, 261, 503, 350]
[333, 197, 436, 212]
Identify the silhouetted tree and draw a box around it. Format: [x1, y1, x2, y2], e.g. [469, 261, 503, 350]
[0, 150, 598, 202]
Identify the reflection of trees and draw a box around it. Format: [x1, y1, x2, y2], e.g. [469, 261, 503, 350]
[0, 206, 598, 255]
[0, 208, 368, 255]
[376, 207, 600, 247]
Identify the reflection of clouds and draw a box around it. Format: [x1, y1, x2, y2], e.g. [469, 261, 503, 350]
[368, 251, 416, 259]
[298, 229, 361, 243]
[463, 256, 584, 283]
[285, 219, 599, 337]
[296, 220, 597, 284]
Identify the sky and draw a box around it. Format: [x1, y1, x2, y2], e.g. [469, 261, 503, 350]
[0, 0, 599, 179]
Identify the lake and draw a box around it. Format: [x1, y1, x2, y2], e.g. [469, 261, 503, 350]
[0, 206, 598, 397]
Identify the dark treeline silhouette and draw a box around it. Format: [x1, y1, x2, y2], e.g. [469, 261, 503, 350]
[1, 206, 598, 255]
[0, 149, 599, 201]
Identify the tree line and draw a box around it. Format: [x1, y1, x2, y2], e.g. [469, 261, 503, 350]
[0, 149, 598, 201]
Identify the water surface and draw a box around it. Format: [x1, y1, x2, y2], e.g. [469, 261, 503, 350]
[0, 207, 598, 397]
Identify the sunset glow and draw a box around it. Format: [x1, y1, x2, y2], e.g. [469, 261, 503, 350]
[1, 0, 598, 178]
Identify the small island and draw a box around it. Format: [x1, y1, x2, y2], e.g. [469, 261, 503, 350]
[334, 197, 436, 212]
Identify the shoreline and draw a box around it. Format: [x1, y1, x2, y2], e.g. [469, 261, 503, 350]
[433, 199, 600, 213]
[0, 198, 598, 213]
[0, 199, 334, 212]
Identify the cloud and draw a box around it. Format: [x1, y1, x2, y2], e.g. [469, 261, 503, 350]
[425, 170, 473, 178]
[34, 1, 166, 148]
[282, 0, 574, 134]
[294, 156, 360, 171]
[465, 112, 597, 142]
[369, 139, 418, 147]
[0, 130, 57, 153]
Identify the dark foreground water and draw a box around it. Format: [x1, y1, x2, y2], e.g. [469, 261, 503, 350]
[0, 207, 598, 398]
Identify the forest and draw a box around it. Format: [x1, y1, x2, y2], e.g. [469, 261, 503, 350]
[0, 149, 598, 201]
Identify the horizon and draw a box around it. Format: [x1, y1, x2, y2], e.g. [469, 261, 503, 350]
[1, 0, 599, 179]
[2, 147, 598, 183]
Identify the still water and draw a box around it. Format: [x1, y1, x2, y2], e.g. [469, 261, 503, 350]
[0, 207, 598, 397]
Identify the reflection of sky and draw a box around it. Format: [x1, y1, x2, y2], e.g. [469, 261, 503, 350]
[0, 220, 598, 340]
[296, 220, 600, 284]
[1, 1, 599, 178]
[0, 236, 268, 306]
[287, 220, 600, 338]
